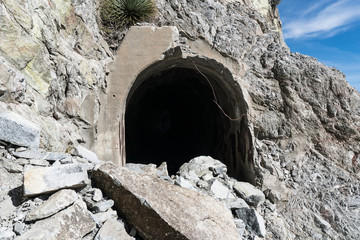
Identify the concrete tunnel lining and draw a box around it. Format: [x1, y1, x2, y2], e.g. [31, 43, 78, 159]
[125, 57, 254, 182]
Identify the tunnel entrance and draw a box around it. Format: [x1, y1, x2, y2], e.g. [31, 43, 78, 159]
[126, 68, 219, 174]
[125, 58, 254, 182]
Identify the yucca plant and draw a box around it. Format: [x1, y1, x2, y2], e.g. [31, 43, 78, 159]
[100, 0, 157, 29]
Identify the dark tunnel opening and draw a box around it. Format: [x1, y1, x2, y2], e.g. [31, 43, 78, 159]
[125, 68, 220, 174]
[125, 61, 254, 183]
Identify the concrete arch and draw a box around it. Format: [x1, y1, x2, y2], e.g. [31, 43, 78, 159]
[93, 26, 254, 182]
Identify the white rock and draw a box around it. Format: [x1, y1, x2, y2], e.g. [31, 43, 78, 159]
[23, 163, 88, 197]
[210, 179, 236, 199]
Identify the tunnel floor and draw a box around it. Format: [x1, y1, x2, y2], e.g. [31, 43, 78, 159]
[125, 67, 222, 174]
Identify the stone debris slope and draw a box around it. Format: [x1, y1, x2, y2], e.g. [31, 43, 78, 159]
[1, 134, 269, 239]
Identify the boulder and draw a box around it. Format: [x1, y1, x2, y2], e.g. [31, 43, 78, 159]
[0, 111, 40, 148]
[233, 181, 265, 207]
[234, 208, 266, 237]
[25, 189, 78, 222]
[18, 199, 96, 240]
[93, 163, 239, 240]
[23, 163, 88, 196]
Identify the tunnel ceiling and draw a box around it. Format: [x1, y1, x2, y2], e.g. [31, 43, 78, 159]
[125, 58, 254, 182]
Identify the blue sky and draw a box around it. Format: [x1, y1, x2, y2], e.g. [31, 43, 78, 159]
[278, 0, 360, 91]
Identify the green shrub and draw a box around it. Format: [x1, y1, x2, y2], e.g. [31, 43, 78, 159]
[100, 0, 157, 29]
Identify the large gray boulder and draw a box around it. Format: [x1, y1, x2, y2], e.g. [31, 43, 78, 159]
[0, 111, 40, 148]
[93, 163, 239, 240]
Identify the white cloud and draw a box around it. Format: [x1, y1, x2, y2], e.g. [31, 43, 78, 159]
[283, 0, 360, 39]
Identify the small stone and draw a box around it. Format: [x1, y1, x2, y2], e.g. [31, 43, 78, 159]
[73, 145, 100, 164]
[210, 179, 235, 199]
[29, 159, 50, 166]
[233, 219, 246, 237]
[234, 208, 266, 237]
[349, 197, 360, 209]
[91, 200, 114, 213]
[95, 219, 134, 240]
[0, 111, 40, 148]
[25, 189, 78, 222]
[233, 181, 265, 207]
[13, 222, 25, 235]
[157, 162, 169, 179]
[23, 163, 88, 197]
[92, 209, 118, 225]
[15, 147, 27, 152]
[196, 179, 210, 190]
[313, 214, 331, 230]
[92, 188, 103, 202]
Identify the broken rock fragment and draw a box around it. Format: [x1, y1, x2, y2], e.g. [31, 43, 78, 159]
[23, 163, 88, 196]
[25, 189, 78, 221]
[93, 163, 239, 240]
[233, 181, 265, 207]
[18, 199, 95, 240]
[95, 219, 134, 240]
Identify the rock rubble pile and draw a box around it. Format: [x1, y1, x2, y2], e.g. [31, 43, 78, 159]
[0, 113, 272, 239]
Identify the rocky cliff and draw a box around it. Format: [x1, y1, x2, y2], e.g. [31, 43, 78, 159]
[0, 0, 359, 239]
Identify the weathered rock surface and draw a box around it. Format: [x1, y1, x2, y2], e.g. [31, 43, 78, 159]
[25, 189, 78, 221]
[93, 162, 239, 240]
[18, 199, 96, 240]
[0, 111, 40, 148]
[23, 163, 88, 196]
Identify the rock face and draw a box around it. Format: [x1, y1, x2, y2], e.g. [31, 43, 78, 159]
[92, 162, 239, 240]
[0, 0, 111, 152]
